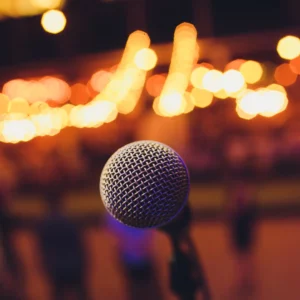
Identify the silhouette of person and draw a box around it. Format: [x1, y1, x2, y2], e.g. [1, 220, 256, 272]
[227, 182, 258, 298]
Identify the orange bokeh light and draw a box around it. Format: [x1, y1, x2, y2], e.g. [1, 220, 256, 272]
[146, 74, 166, 97]
[274, 63, 297, 86]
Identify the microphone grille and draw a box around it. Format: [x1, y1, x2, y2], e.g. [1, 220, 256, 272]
[100, 141, 190, 228]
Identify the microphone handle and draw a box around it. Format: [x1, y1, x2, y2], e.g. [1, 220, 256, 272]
[168, 230, 211, 300]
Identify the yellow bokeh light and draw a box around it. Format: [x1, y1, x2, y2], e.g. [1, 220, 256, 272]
[267, 83, 287, 95]
[191, 88, 213, 108]
[183, 92, 194, 114]
[8, 97, 30, 115]
[152, 97, 164, 116]
[258, 89, 288, 117]
[222, 70, 245, 94]
[30, 0, 63, 10]
[202, 70, 223, 93]
[236, 89, 260, 116]
[0, 93, 10, 114]
[236, 105, 256, 120]
[2, 119, 36, 143]
[240, 60, 263, 84]
[41, 9, 66, 34]
[134, 48, 158, 71]
[277, 35, 300, 60]
[214, 89, 228, 99]
[89, 100, 118, 124]
[190, 66, 209, 89]
[158, 92, 186, 117]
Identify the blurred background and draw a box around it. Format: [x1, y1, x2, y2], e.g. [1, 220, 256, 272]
[0, 0, 300, 299]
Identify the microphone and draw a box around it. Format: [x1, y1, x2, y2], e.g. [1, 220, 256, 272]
[100, 140, 211, 300]
[100, 140, 189, 228]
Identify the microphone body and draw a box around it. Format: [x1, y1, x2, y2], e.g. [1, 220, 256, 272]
[100, 141, 210, 300]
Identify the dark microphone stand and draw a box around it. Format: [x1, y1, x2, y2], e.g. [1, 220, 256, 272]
[160, 206, 211, 300]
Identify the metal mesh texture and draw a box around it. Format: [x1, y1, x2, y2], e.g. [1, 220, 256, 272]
[100, 141, 190, 228]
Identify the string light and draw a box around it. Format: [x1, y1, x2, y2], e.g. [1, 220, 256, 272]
[0, 23, 296, 143]
[277, 35, 300, 60]
[134, 48, 158, 71]
[41, 9, 67, 34]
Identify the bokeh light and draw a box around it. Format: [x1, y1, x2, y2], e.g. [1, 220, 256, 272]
[258, 89, 288, 117]
[0, 93, 10, 114]
[70, 83, 90, 105]
[183, 92, 195, 114]
[289, 56, 300, 74]
[202, 70, 223, 93]
[236, 105, 256, 120]
[236, 89, 260, 116]
[8, 97, 30, 115]
[134, 48, 158, 71]
[267, 83, 287, 95]
[40, 76, 71, 104]
[277, 35, 300, 60]
[214, 89, 228, 100]
[222, 70, 245, 94]
[146, 74, 166, 97]
[274, 63, 297, 86]
[190, 65, 210, 89]
[90, 70, 112, 93]
[225, 59, 246, 71]
[239, 60, 263, 84]
[30, 0, 63, 10]
[158, 92, 186, 117]
[41, 9, 67, 34]
[191, 88, 213, 108]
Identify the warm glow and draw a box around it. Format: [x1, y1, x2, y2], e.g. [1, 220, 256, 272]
[134, 48, 158, 71]
[152, 97, 164, 116]
[30, 0, 63, 9]
[240, 60, 263, 84]
[159, 23, 198, 107]
[0, 93, 10, 114]
[2, 119, 36, 143]
[236, 87, 288, 119]
[214, 89, 228, 99]
[258, 89, 288, 117]
[190, 88, 213, 108]
[236, 105, 256, 120]
[3, 79, 28, 100]
[29, 101, 49, 115]
[236, 90, 260, 116]
[89, 100, 118, 124]
[8, 98, 30, 115]
[202, 70, 223, 93]
[183, 92, 195, 114]
[289, 56, 300, 74]
[40, 76, 70, 104]
[267, 83, 287, 95]
[41, 9, 66, 34]
[225, 59, 246, 71]
[222, 70, 245, 94]
[190, 65, 210, 89]
[99, 30, 150, 107]
[90, 70, 112, 93]
[146, 74, 166, 97]
[70, 83, 90, 105]
[158, 92, 186, 116]
[277, 35, 300, 60]
[274, 63, 297, 86]
[117, 92, 139, 115]
[30, 108, 61, 136]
